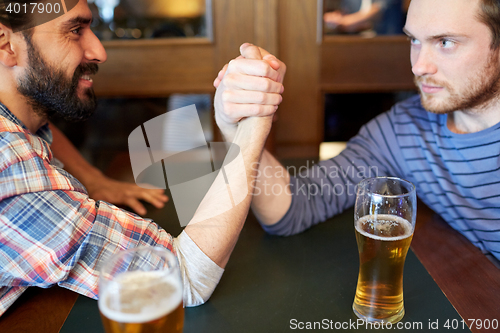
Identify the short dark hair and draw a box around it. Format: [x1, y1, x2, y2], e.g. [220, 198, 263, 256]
[478, 0, 500, 50]
[0, 1, 34, 32]
[0, 0, 78, 35]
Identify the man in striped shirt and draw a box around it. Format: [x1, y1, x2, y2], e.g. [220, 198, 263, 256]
[214, 0, 500, 266]
[0, 1, 284, 315]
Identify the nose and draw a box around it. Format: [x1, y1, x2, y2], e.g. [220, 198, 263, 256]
[82, 30, 107, 64]
[411, 46, 437, 77]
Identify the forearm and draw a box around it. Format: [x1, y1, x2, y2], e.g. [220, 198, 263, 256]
[201, 43, 285, 263]
[340, 4, 382, 32]
[184, 116, 272, 268]
[251, 149, 292, 226]
[49, 122, 104, 185]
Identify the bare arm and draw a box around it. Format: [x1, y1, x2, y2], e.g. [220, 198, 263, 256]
[185, 44, 281, 267]
[339, 3, 383, 33]
[248, 149, 291, 226]
[49, 123, 168, 215]
[324, 4, 383, 33]
[213, 45, 292, 228]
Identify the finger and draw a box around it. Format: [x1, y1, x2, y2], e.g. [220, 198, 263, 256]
[218, 64, 229, 80]
[135, 183, 168, 194]
[221, 90, 283, 106]
[217, 56, 244, 80]
[221, 103, 278, 121]
[214, 63, 228, 88]
[226, 58, 280, 82]
[240, 43, 263, 60]
[223, 73, 284, 93]
[126, 198, 147, 216]
[149, 198, 167, 209]
[214, 79, 221, 89]
[136, 189, 169, 208]
[149, 191, 169, 205]
[258, 47, 272, 58]
[263, 55, 281, 71]
[143, 190, 169, 203]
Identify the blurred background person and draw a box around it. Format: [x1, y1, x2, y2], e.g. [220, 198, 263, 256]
[324, 0, 405, 35]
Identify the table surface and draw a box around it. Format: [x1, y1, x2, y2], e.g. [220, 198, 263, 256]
[60, 207, 468, 333]
[1, 164, 500, 332]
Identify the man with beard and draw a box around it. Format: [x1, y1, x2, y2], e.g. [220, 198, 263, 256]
[214, 0, 500, 266]
[0, 1, 284, 315]
[14, 3, 169, 216]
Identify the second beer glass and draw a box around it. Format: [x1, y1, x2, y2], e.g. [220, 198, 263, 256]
[352, 177, 416, 324]
[99, 246, 184, 333]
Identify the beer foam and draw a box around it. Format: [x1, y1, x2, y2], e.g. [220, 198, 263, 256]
[355, 214, 413, 241]
[99, 270, 183, 323]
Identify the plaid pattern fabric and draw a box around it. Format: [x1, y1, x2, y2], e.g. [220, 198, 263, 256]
[0, 104, 176, 316]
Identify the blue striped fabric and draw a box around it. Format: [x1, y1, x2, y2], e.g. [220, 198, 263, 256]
[263, 95, 500, 264]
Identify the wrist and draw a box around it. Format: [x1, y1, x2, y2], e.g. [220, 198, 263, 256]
[235, 116, 273, 146]
[215, 114, 238, 142]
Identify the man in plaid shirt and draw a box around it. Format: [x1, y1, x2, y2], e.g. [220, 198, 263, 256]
[0, 0, 285, 315]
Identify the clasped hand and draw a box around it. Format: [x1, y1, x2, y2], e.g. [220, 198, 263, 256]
[213, 43, 286, 142]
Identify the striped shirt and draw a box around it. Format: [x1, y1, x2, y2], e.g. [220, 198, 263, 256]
[0, 104, 223, 316]
[263, 95, 500, 264]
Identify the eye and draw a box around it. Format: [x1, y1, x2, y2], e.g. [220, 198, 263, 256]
[71, 27, 82, 35]
[409, 37, 421, 46]
[440, 39, 455, 48]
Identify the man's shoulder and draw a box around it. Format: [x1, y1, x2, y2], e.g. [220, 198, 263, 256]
[0, 123, 44, 172]
[0, 116, 52, 168]
[0, 128, 86, 201]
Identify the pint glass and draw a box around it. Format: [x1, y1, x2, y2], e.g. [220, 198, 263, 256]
[352, 177, 416, 324]
[98, 247, 184, 333]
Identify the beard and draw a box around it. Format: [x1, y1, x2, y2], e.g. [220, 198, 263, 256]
[415, 51, 500, 114]
[17, 35, 99, 122]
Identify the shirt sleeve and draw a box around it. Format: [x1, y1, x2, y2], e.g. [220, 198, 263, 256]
[174, 232, 224, 307]
[262, 110, 406, 236]
[0, 189, 223, 315]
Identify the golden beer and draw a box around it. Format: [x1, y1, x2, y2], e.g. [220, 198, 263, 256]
[353, 214, 413, 323]
[99, 270, 184, 333]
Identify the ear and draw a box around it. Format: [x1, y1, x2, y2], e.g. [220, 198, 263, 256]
[0, 23, 18, 67]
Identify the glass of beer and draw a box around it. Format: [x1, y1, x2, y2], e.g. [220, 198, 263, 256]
[98, 246, 184, 333]
[352, 177, 416, 324]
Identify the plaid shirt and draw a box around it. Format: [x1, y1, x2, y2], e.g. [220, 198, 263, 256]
[0, 104, 179, 316]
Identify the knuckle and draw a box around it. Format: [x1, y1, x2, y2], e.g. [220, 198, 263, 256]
[264, 64, 273, 77]
[223, 73, 235, 85]
[221, 91, 232, 103]
[257, 61, 269, 74]
[228, 59, 237, 69]
[250, 104, 262, 116]
[262, 79, 272, 91]
[266, 104, 276, 115]
[256, 92, 267, 104]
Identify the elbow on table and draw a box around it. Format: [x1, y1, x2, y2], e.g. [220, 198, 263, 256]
[183, 285, 215, 307]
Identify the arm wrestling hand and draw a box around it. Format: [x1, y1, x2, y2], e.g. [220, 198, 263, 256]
[185, 43, 274, 268]
[214, 43, 286, 142]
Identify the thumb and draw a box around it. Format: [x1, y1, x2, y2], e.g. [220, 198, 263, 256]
[240, 43, 263, 61]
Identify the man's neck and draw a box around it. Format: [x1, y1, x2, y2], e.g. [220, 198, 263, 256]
[0, 91, 47, 133]
[447, 98, 500, 134]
